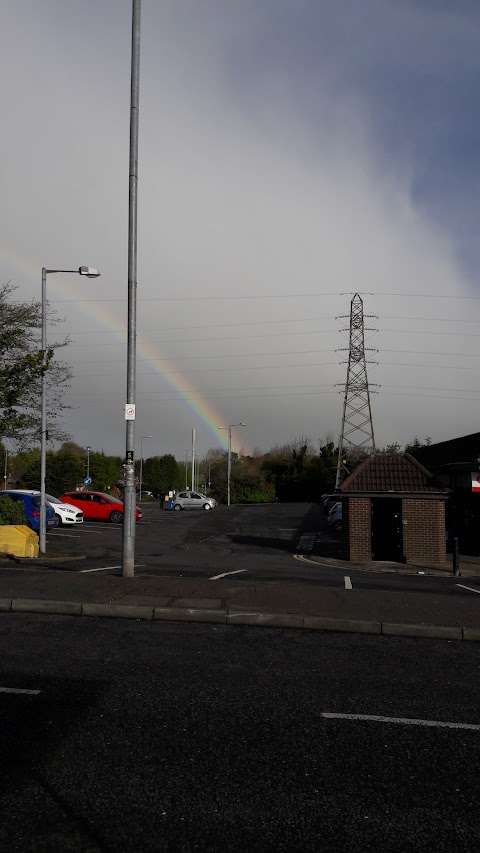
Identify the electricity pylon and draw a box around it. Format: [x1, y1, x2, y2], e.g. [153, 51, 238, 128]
[335, 293, 377, 488]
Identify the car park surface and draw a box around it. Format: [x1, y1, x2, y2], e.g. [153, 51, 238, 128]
[59, 491, 142, 523]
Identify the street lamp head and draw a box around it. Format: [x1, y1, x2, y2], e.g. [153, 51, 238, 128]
[79, 266, 101, 278]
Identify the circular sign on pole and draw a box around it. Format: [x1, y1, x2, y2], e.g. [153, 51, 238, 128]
[84, 477, 92, 486]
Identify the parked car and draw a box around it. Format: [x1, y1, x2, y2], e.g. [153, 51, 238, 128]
[327, 501, 342, 533]
[7, 490, 83, 526]
[172, 491, 217, 511]
[59, 491, 143, 523]
[0, 490, 57, 532]
[322, 493, 341, 515]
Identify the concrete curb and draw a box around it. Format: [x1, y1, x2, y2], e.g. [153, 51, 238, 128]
[1, 598, 479, 640]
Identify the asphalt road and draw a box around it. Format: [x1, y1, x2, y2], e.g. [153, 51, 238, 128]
[33, 502, 480, 598]
[1, 614, 480, 852]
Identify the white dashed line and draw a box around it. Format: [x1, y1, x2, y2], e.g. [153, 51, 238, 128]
[456, 584, 480, 595]
[322, 713, 480, 731]
[0, 687, 40, 695]
[210, 569, 247, 580]
[344, 576, 352, 590]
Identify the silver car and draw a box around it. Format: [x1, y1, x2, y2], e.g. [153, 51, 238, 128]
[173, 491, 216, 511]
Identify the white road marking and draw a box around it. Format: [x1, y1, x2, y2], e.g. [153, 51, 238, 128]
[456, 584, 480, 595]
[322, 713, 480, 731]
[344, 576, 352, 590]
[49, 533, 81, 538]
[0, 687, 40, 695]
[79, 564, 146, 573]
[209, 569, 248, 580]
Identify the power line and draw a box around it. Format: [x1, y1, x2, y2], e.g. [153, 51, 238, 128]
[67, 328, 340, 348]
[68, 314, 338, 335]
[48, 290, 480, 304]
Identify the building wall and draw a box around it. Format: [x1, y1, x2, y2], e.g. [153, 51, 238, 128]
[347, 498, 371, 562]
[346, 496, 447, 564]
[402, 499, 446, 564]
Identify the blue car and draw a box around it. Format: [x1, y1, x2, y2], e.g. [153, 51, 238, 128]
[0, 490, 57, 532]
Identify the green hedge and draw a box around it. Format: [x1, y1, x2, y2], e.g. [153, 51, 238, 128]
[0, 496, 27, 525]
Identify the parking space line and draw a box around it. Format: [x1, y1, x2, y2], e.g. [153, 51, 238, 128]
[79, 564, 146, 573]
[344, 576, 352, 590]
[0, 687, 40, 695]
[322, 713, 480, 731]
[49, 533, 82, 538]
[456, 584, 480, 595]
[210, 569, 247, 580]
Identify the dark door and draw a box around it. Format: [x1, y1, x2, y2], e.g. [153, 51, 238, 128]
[371, 499, 404, 561]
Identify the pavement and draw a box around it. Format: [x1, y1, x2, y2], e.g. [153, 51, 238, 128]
[0, 565, 479, 641]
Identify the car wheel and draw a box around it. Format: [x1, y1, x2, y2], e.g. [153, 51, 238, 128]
[174, 504, 182, 511]
[55, 513, 62, 526]
[203, 503, 211, 511]
[109, 510, 123, 524]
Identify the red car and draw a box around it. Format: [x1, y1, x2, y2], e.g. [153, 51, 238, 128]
[59, 491, 142, 524]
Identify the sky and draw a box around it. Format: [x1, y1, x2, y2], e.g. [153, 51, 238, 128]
[2, 0, 480, 461]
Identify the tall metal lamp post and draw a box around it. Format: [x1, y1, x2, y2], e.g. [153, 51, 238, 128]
[139, 434, 152, 501]
[86, 446, 91, 482]
[218, 422, 246, 507]
[39, 266, 100, 553]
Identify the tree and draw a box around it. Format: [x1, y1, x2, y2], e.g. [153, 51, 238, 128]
[0, 283, 72, 447]
[404, 436, 432, 455]
[142, 454, 182, 495]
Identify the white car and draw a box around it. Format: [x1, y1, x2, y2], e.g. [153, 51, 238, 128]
[172, 491, 217, 511]
[8, 490, 83, 526]
[327, 501, 342, 533]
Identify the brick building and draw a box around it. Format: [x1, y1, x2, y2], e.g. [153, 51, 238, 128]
[338, 453, 449, 564]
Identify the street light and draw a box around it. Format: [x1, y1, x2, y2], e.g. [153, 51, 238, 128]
[86, 446, 91, 482]
[40, 266, 100, 553]
[139, 435, 152, 500]
[218, 422, 246, 507]
[185, 450, 190, 489]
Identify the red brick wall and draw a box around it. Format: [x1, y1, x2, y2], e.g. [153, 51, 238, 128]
[347, 498, 371, 562]
[402, 499, 446, 564]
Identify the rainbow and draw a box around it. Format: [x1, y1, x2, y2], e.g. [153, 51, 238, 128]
[1, 243, 247, 454]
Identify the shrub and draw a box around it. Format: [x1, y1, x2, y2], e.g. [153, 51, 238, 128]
[0, 496, 27, 525]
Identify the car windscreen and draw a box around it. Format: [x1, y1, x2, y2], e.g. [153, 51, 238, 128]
[99, 493, 122, 503]
[31, 496, 41, 507]
[45, 494, 61, 504]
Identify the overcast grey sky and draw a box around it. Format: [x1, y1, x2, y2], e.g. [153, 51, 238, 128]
[2, 0, 480, 459]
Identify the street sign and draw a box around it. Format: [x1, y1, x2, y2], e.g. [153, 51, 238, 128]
[125, 404, 136, 420]
[84, 477, 92, 486]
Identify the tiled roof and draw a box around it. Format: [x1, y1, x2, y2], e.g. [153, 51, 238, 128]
[339, 453, 448, 494]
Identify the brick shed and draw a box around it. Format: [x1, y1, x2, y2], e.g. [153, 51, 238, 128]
[338, 453, 449, 564]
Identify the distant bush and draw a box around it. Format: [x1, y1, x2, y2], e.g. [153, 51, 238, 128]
[0, 496, 27, 525]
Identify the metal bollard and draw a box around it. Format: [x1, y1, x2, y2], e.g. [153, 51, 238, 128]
[452, 537, 460, 577]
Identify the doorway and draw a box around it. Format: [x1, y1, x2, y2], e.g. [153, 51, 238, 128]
[371, 498, 404, 561]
